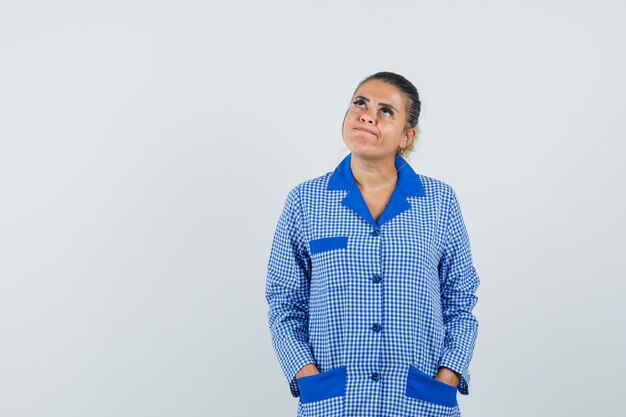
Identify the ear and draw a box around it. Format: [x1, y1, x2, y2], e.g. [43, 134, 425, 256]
[403, 127, 417, 148]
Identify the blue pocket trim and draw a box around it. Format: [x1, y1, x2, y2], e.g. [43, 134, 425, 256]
[309, 236, 348, 255]
[296, 365, 347, 404]
[406, 364, 458, 407]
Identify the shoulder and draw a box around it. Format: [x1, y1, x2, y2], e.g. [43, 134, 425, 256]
[416, 173, 458, 202]
[285, 171, 334, 200]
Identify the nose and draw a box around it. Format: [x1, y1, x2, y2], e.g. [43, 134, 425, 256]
[360, 112, 375, 124]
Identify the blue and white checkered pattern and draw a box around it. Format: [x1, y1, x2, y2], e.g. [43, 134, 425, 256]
[265, 153, 480, 417]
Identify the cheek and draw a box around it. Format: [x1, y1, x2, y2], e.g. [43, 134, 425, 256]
[381, 125, 403, 141]
[342, 110, 356, 128]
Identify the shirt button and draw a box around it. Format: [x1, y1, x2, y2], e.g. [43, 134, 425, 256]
[372, 323, 382, 332]
[371, 372, 380, 381]
[372, 274, 382, 283]
[370, 228, 381, 236]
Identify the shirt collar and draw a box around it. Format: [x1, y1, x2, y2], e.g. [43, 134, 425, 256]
[328, 152, 425, 196]
[327, 152, 425, 227]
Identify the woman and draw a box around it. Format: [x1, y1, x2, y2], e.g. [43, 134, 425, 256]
[265, 71, 480, 417]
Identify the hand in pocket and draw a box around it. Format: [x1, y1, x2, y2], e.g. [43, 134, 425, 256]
[296, 363, 320, 380]
[434, 367, 459, 387]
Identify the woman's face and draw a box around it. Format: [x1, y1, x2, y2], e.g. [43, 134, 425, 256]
[342, 79, 415, 160]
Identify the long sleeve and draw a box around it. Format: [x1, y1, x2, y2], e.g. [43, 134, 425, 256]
[265, 186, 315, 398]
[437, 186, 480, 396]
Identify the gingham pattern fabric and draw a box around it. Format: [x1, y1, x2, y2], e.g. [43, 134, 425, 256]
[265, 152, 480, 417]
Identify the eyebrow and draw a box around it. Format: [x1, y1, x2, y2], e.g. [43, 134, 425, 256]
[354, 95, 399, 114]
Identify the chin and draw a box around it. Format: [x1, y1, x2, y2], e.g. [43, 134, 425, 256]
[346, 133, 375, 147]
[347, 144, 379, 158]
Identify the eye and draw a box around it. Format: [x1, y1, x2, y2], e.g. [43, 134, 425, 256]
[353, 99, 366, 107]
[381, 107, 394, 117]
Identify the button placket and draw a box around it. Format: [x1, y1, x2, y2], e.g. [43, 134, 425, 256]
[368, 226, 383, 388]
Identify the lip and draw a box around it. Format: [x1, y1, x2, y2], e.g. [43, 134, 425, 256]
[354, 127, 377, 137]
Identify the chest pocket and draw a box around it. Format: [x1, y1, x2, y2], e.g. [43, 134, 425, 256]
[308, 236, 350, 293]
[309, 236, 348, 254]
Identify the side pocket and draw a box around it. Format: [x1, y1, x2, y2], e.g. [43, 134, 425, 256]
[405, 364, 458, 407]
[296, 365, 347, 404]
[309, 236, 348, 255]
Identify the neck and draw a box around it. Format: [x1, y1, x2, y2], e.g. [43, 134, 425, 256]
[350, 154, 398, 191]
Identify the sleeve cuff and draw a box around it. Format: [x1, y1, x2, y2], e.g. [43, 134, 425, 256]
[438, 357, 471, 395]
[272, 336, 315, 398]
[287, 356, 316, 397]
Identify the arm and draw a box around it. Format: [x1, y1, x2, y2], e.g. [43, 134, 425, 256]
[265, 186, 316, 398]
[437, 186, 480, 395]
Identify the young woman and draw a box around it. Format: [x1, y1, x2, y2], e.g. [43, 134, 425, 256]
[266, 71, 480, 417]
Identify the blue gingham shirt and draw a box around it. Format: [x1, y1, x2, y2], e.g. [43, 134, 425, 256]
[265, 153, 480, 417]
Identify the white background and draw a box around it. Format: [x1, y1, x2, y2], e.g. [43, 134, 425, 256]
[1, 1, 625, 416]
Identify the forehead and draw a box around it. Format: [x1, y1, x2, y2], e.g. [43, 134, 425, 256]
[353, 79, 406, 109]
